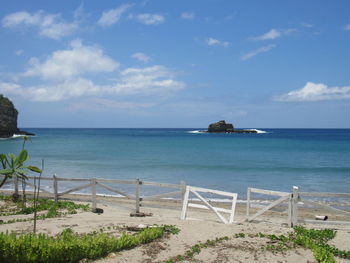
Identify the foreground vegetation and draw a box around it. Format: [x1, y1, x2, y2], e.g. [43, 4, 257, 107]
[0, 225, 179, 263]
[0, 195, 89, 224]
[164, 226, 350, 263]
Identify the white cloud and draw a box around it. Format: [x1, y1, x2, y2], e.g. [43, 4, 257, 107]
[0, 81, 22, 94]
[2, 11, 78, 39]
[131, 52, 151, 63]
[181, 12, 195, 20]
[97, 4, 132, 27]
[274, 82, 350, 102]
[15, 49, 23, 56]
[241, 44, 276, 60]
[251, 28, 296, 41]
[206, 37, 229, 47]
[0, 40, 185, 101]
[301, 23, 314, 28]
[70, 98, 155, 110]
[23, 39, 119, 80]
[136, 14, 165, 25]
[110, 65, 185, 96]
[344, 24, 350, 31]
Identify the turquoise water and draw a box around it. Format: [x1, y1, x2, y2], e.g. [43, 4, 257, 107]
[1, 128, 350, 198]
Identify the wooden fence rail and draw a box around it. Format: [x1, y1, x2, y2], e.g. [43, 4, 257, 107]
[0, 175, 186, 214]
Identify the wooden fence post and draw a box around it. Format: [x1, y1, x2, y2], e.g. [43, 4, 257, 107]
[291, 186, 299, 227]
[53, 174, 58, 202]
[180, 180, 186, 206]
[91, 178, 97, 212]
[135, 179, 141, 213]
[13, 175, 19, 196]
[288, 193, 292, 227]
[246, 187, 251, 221]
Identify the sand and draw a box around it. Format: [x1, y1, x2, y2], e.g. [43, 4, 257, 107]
[1, 192, 350, 263]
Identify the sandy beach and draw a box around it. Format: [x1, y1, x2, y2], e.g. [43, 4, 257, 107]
[1, 191, 350, 263]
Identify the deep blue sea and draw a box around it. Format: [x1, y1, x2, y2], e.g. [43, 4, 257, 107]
[1, 128, 350, 199]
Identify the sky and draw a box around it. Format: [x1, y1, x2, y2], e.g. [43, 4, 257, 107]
[0, 0, 350, 128]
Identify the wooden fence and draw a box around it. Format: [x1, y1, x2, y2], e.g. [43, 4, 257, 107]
[246, 186, 350, 228]
[181, 186, 238, 224]
[1, 175, 186, 213]
[297, 188, 350, 227]
[246, 187, 293, 226]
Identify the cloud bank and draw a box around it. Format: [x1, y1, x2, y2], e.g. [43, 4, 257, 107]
[2, 10, 78, 39]
[275, 82, 350, 102]
[0, 40, 185, 101]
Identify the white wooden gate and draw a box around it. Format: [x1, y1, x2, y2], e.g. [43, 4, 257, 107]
[181, 186, 238, 224]
[246, 187, 293, 225]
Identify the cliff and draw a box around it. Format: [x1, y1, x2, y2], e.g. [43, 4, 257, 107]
[0, 95, 33, 138]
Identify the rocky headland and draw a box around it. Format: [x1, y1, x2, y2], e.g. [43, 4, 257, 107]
[0, 95, 34, 138]
[207, 120, 257, 133]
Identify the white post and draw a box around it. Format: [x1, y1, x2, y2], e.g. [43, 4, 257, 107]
[246, 188, 251, 221]
[53, 174, 58, 202]
[180, 186, 190, 220]
[135, 179, 141, 213]
[291, 186, 299, 227]
[91, 178, 97, 212]
[288, 194, 292, 227]
[180, 180, 186, 206]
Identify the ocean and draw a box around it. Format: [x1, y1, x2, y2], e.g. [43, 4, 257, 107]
[1, 128, 350, 199]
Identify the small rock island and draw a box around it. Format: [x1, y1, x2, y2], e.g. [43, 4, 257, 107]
[0, 94, 34, 138]
[207, 120, 257, 133]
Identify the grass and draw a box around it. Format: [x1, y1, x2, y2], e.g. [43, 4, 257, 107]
[257, 226, 350, 263]
[163, 226, 350, 263]
[0, 195, 89, 224]
[0, 225, 179, 263]
[164, 236, 229, 263]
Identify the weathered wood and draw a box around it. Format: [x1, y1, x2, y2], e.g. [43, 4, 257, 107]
[229, 194, 238, 223]
[188, 203, 232, 214]
[180, 186, 190, 220]
[291, 186, 299, 227]
[247, 195, 290, 222]
[300, 198, 350, 217]
[91, 178, 97, 212]
[25, 176, 53, 181]
[180, 181, 186, 206]
[188, 186, 237, 197]
[53, 174, 58, 202]
[56, 177, 90, 182]
[142, 181, 181, 189]
[142, 190, 182, 201]
[246, 188, 251, 219]
[300, 192, 350, 198]
[191, 189, 228, 224]
[58, 183, 93, 196]
[96, 182, 135, 200]
[96, 178, 138, 184]
[288, 195, 292, 227]
[249, 187, 289, 197]
[135, 179, 141, 213]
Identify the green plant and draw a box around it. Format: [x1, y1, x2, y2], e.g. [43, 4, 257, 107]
[259, 226, 350, 263]
[0, 137, 42, 188]
[0, 196, 90, 224]
[164, 236, 229, 262]
[0, 225, 175, 263]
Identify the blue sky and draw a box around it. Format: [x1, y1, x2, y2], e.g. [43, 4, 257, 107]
[0, 0, 350, 128]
